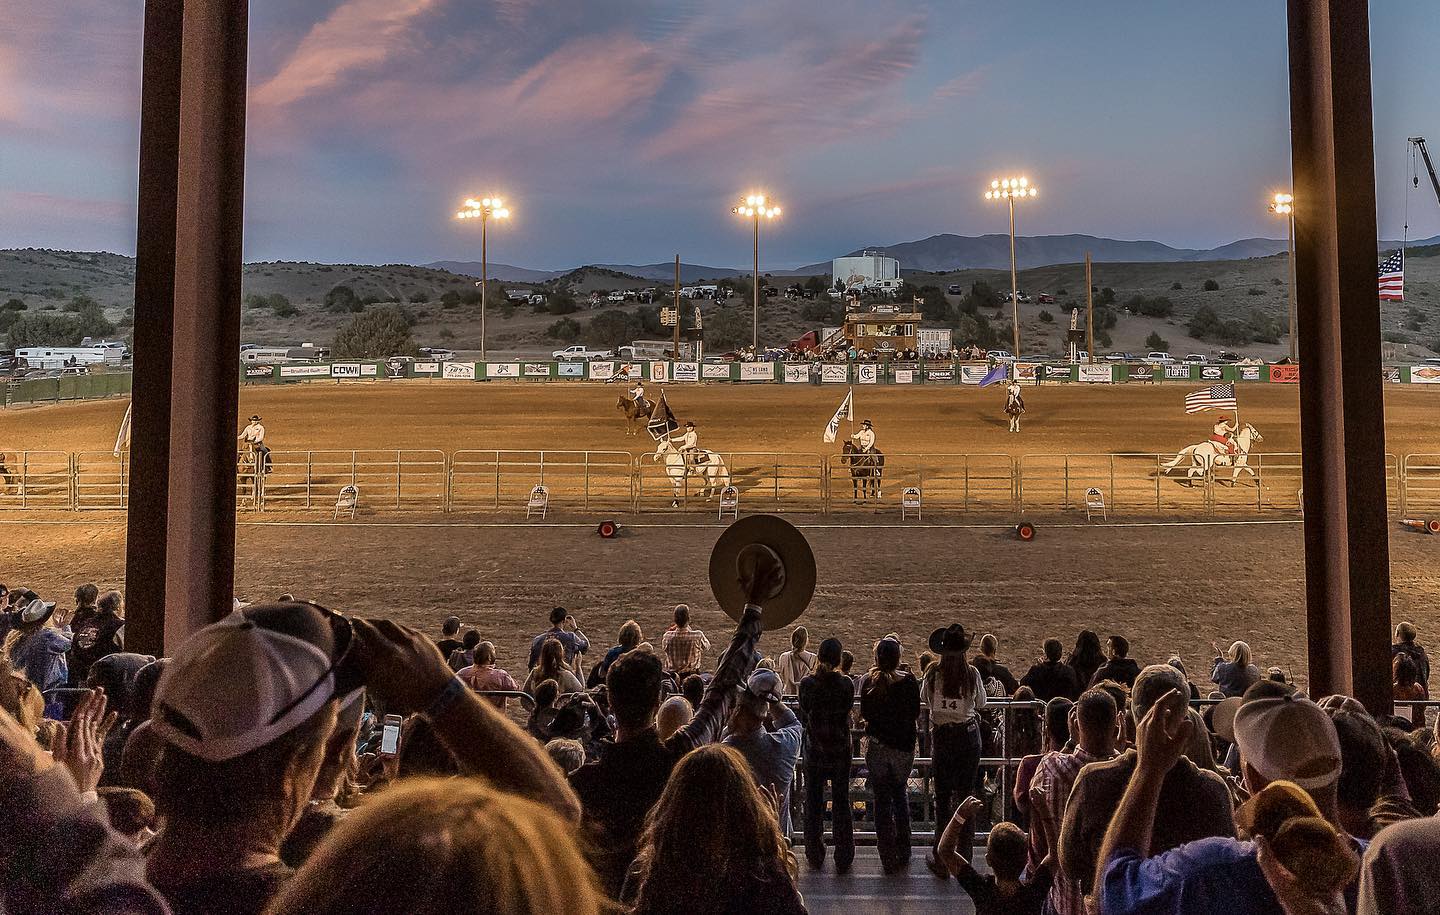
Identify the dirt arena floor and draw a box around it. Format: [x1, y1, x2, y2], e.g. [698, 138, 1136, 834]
[2, 381, 1438, 688]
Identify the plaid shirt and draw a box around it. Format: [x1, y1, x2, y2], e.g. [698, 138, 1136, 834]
[661, 626, 711, 673]
[1032, 747, 1114, 915]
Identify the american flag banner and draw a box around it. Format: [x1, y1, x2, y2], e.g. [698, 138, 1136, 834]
[1185, 384, 1237, 414]
[1379, 251, 1405, 301]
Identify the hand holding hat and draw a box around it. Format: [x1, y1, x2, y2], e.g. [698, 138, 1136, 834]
[710, 515, 816, 632]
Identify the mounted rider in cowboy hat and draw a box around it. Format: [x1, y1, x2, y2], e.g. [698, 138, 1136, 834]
[677, 420, 706, 466]
[1209, 417, 1238, 456]
[851, 419, 875, 453]
[629, 380, 649, 414]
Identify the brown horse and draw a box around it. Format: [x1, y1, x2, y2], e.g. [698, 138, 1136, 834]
[841, 441, 884, 502]
[616, 396, 655, 435]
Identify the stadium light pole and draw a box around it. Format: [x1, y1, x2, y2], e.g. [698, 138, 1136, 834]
[985, 177, 1038, 358]
[733, 194, 781, 352]
[1270, 192, 1297, 362]
[456, 196, 511, 361]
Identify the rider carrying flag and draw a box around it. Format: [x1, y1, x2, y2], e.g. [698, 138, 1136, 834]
[851, 419, 875, 453]
[1209, 417, 1238, 456]
[629, 380, 649, 414]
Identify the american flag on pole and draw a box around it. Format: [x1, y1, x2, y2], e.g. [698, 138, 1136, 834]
[1379, 251, 1405, 301]
[1185, 384, 1237, 414]
[822, 387, 853, 443]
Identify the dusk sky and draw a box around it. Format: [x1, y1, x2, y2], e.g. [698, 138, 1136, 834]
[3, 2, 1439, 271]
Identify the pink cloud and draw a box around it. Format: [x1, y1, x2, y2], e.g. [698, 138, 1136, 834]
[931, 67, 987, 102]
[251, 0, 442, 110]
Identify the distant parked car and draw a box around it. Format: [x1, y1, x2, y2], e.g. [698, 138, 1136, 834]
[947, 284, 962, 295]
[418, 347, 455, 362]
[607, 291, 625, 303]
[1037, 293, 1056, 304]
[1104, 352, 1135, 362]
[551, 345, 614, 361]
[1217, 351, 1241, 363]
[1182, 354, 1207, 365]
[986, 349, 1015, 362]
[1147, 352, 1176, 364]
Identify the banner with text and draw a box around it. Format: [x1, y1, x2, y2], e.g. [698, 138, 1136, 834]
[279, 365, 330, 378]
[1078, 364, 1114, 384]
[820, 364, 849, 384]
[1268, 364, 1300, 384]
[673, 362, 700, 382]
[702, 363, 733, 380]
[444, 362, 478, 380]
[782, 364, 809, 383]
[739, 363, 775, 382]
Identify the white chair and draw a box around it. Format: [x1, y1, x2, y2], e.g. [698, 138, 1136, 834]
[901, 486, 922, 520]
[334, 484, 359, 520]
[718, 485, 739, 520]
[1084, 487, 1106, 521]
[527, 484, 549, 519]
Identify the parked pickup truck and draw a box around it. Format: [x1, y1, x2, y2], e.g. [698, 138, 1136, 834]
[551, 345, 615, 361]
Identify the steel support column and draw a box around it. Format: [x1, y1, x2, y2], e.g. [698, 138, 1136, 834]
[1287, 0, 1393, 711]
[126, 0, 249, 654]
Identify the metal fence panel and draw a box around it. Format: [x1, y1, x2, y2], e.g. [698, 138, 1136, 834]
[449, 450, 635, 512]
[0, 451, 74, 509]
[251, 450, 448, 512]
[73, 452, 129, 510]
[824, 453, 1016, 513]
[636, 451, 825, 512]
[1019, 453, 1210, 515]
[1403, 454, 1440, 516]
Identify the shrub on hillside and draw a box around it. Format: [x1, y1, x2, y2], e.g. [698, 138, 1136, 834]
[1382, 330, 1413, 345]
[1125, 294, 1174, 318]
[323, 285, 362, 313]
[6, 312, 92, 348]
[1038, 310, 1054, 323]
[1202, 278, 1220, 291]
[1247, 287, 1265, 296]
[408, 290, 430, 304]
[3, 298, 26, 311]
[586, 309, 644, 349]
[65, 293, 100, 314]
[547, 291, 579, 316]
[269, 294, 297, 318]
[331, 305, 418, 359]
[1145, 331, 1169, 351]
[1170, 282, 1183, 290]
[546, 317, 582, 341]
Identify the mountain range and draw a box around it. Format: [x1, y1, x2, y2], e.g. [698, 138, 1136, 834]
[430, 232, 1440, 282]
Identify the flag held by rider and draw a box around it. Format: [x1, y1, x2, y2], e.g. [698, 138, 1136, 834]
[647, 391, 679, 441]
[978, 364, 1008, 387]
[823, 388, 853, 443]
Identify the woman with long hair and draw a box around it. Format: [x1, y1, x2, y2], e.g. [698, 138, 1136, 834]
[269, 778, 605, 915]
[626, 744, 804, 914]
[859, 637, 921, 874]
[1065, 630, 1105, 697]
[921, 624, 986, 879]
[775, 625, 816, 696]
[522, 637, 583, 697]
[1210, 639, 1261, 698]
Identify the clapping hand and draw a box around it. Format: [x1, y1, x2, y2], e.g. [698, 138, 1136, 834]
[52, 687, 117, 793]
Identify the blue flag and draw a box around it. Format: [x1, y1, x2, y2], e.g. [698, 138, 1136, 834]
[978, 365, 1008, 387]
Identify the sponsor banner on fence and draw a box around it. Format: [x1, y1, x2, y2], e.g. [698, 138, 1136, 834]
[1014, 363, 1039, 382]
[1384, 367, 1402, 384]
[782, 364, 808, 383]
[523, 363, 551, 377]
[1409, 366, 1440, 384]
[1078, 364, 1113, 384]
[1128, 364, 1155, 381]
[557, 362, 584, 378]
[443, 362, 477, 380]
[485, 363, 520, 379]
[1200, 366, 1224, 381]
[959, 365, 991, 385]
[330, 363, 377, 378]
[588, 361, 616, 380]
[820, 364, 849, 384]
[1268, 364, 1300, 384]
[1238, 365, 1262, 381]
[279, 364, 330, 378]
[649, 362, 669, 383]
[894, 369, 915, 384]
[620, 363, 643, 380]
[702, 363, 733, 380]
[413, 361, 441, 374]
[673, 362, 700, 382]
[1041, 364, 1072, 380]
[739, 362, 775, 382]
[1164, 365, 1192, 380]
[856, 364, 880, 384]
[926, 368, 955, 382]
[244, 366, 275, 379]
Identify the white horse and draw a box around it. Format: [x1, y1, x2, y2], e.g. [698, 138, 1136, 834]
[652, 439, 731, 506]
[1161, 423, 1264, 484]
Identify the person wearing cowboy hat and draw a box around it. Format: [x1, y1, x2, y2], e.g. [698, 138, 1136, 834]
[676, 420, 705, 466]
[238, 414, 271, 474]
[5, 596, 72, 716]
[851, 419, 875, 453]
[921, 623, 988, 879]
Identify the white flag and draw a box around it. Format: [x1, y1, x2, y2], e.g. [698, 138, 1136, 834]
[822, 388, 853, 443]
[113, 403, 133, 458]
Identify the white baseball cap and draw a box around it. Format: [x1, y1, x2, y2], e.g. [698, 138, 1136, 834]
[1233, 694, 1342, 791]
[150, 602, 357, 763]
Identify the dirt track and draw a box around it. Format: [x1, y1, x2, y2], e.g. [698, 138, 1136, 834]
[2, 382, 1438, 689]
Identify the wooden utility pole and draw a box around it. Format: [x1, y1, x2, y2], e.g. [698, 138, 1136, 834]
[1085, 253, 1095, 364]
[673, 254, 681, 359]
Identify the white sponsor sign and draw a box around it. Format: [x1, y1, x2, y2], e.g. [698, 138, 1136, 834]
[856, 364, 879, 384]
[959, 365, 991, 385]
[279, 364, 330, 378]
[486, 363, 519, 379]
[1200, 366, 1224, 380]
[413, 361, 440, 374]
[739, 363, 775, 381]
[649, 362, 669, 383]
[894, 369, 914, 384]
[673, 362, 700, 382]
[782, 364, 809, 383]
[820, 364, 849, 384]
[1164, 365, 1191, 379]
[443, 362, 477, 380]
[1410, 366, 1440, 384]
[588, 361, 616, 380]
[1238, 365, 1262, 382]
[702, 363, 733, 380]
[523, 363, 551, 377]
[330, 363, 361, 377]
[1078, 364, 1113, 384]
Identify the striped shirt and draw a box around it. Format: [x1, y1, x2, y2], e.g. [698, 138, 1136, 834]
[660, 626, 711, 673]
[1032, 747, 1115, 915]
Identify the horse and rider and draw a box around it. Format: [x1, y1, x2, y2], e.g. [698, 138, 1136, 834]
[616, 381, 657, 435]
[237, 414, 272, 475]
[652, 419, 730, 506]
[1162, 417, 1265, 484]
[1004, 380, 1025, 433]
[841, 419, 884, 502]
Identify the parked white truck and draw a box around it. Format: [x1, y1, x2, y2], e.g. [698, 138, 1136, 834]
[551, 344, 615, 361]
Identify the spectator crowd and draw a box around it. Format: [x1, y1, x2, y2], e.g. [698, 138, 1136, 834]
[3, 569, 1440, 915]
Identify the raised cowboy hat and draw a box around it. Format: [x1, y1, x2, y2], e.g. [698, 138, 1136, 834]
[928, 624, 972, 654]
[249, 415, 261, 422]
[19, 597, 56, 625]
[709, 514, 816, 631]
[861, 419, 873, 427]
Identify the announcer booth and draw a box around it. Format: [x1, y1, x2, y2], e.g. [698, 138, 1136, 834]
[841, 304, 921, 357]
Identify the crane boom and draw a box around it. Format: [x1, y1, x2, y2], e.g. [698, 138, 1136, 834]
[1409, 137, 1440, 207]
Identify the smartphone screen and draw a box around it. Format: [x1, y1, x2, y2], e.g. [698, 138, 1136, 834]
[380, 714, 402, 756]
